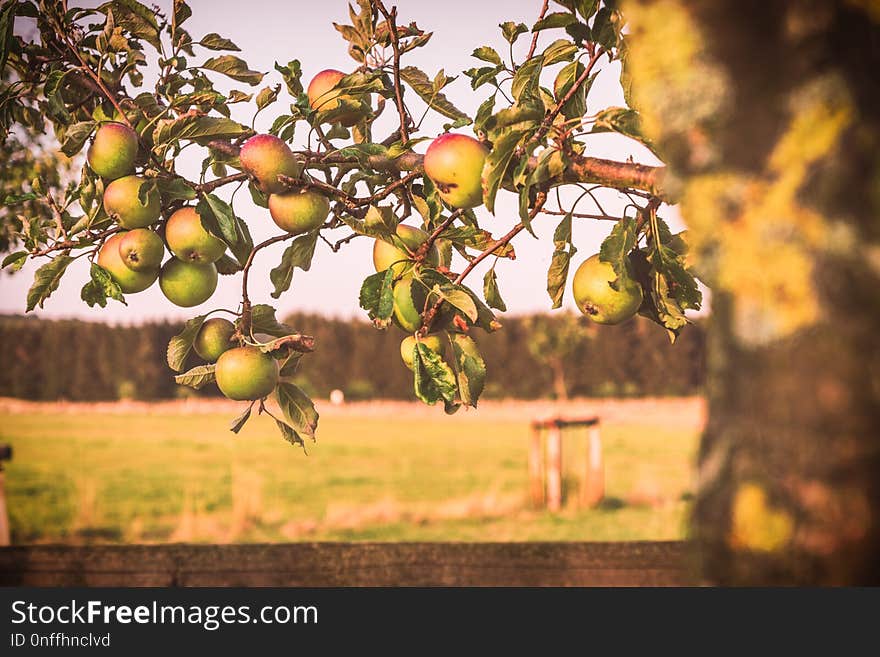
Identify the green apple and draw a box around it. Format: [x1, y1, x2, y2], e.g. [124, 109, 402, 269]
[215, 346, 279, 400]
[423, 133, 488, 209]
[239, 134, 303, 194]
[392, 278, 427, 332]
[159, 258, 218, 307]
[268, 189, 329, 234]
[372, 224, 439, 276]
[103, 174, 160, 229]
[165, 206, 226, 263]
[572, 254, 643, 324]
[117, 228, 164, 272]
[87, 122, 138, 180]
[96, 232, 158, 294]
[400, 334, 446, 371]
[193, 317, 236, 362]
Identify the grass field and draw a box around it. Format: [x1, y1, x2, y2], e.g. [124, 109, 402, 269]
[1, 399, 703, 544]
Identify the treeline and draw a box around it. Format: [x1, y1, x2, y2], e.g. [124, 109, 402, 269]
[0, 312, 706, 401]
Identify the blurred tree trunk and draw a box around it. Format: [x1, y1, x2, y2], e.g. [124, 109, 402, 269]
[625, 0, 880, 584]
[549, 357, 569, 401]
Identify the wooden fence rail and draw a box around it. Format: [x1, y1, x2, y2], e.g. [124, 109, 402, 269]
[0, 542, 695, 587]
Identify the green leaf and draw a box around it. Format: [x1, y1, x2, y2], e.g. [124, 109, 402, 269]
[542, 39, 578, 65]
[547, 247, 574, 309]
[442, 225, 515, 258]
[255, 84, 280, 111]
[249, 304, 298, 338]
[591, 107, 657, 155]
[555, 61, 587, 120]
[174, 364, 216, 389]
[98, 0, 161, 50]
[577, 0, 599, 20]
[156, 177, 197, 204]
[399, 66, 471, 123]
[0, 1, 17, 73]
[482, 127, 532, 213]
[413, 343, 457, 406]
[363, 204, 398, 238]
[511, 56, 543, 101]
[197, 193, 253, 266]
[26, 256, 73, 312]
[375, 267, 395, 327]
[591, 7, 622, 51]
[275, 381, 319, 441]
[474, 95, 496, 133]
[450, 333, 486, 407]
[60, 121, 96, 157]
[2, 251, 28, 271]
[274, 60, 303, 97]
[599, 216, 639, 284]
[3, 192, 38, 205]
[472, 46, 502, 66]
[201, 55, 264, 85]
[215, 253, 242, 275]
[436, 285, 478, 322]
[166, 314, 207, 372]
[81, 263, 126, 308]
[359, 270, 385, 319]
[270, 230, 318, 299]
[533, 12, 579, 31]
[483, 268, 507, 312]
[154, 115, 249, 145]
[500, 21, 528, 44]
[173, 0, 192, 29]
[199, 32, 240, 51]
[229, 402, 254, 434]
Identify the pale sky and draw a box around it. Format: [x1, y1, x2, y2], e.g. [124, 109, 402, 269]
[1, 0, 680, 322]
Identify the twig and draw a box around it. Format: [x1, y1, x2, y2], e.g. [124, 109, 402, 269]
[526, 0, 551, 60]
[419, 192, 547, 336]
[375, 1, 410, 145]
[414, 209, 464, 261]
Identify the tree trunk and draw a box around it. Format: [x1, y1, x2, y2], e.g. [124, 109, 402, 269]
[625, 0, 880, 584]
[549, 357, 569, 401]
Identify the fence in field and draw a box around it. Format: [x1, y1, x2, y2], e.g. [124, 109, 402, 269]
[0, 423, 694, 587]
[530, 416, 603, 511]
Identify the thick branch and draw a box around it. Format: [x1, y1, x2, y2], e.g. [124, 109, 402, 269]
[191, 142, 666, 200]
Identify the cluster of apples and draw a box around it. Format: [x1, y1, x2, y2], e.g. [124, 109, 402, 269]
[90, 123, 222, 307]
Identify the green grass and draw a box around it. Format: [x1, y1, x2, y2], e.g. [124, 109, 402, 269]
[1, 409, 699, 543]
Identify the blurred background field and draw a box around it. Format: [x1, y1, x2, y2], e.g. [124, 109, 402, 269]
[1, 398, 702, 544]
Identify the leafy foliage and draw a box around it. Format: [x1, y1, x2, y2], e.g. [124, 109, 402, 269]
[0, 0, 703, 448]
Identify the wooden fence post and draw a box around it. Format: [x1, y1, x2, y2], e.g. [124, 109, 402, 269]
[546, 424, 563, 512]
[528, 425, 544, 509]
[581, 424, 604, 508]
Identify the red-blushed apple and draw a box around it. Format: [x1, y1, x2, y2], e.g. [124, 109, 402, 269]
[96, 232, 158, 293]
[307, 69, 366, 127]
[423, 133, 488, 209]
[118, 228, 164, 272]
[268, 189, 330, 235]
[103, 175, 160, 229]
[238, 134, 302, 194]
[165, 206, 226, 263]
[372, 224, 439, 276]
[87, 122, 138, 180]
